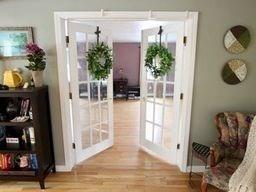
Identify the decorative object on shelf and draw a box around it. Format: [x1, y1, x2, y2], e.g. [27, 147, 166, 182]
[145, 26, 174, 79]
[0, 113, 7, 122]
[23, 82, 29, 89]
[25, 43, 46, 87]
[10, 116, 30, 122]
[6, 99, 20, 119]
[20, 98, 30, 116]
[86, 26, 113, 80]
[222, 59, 247, 85]
[224, 25, 251, 54]
[0, 27, 33, 59]
[0, 126, 6, 143]
[118, 67, 124, 79]
[6, 137, 20, 149]
[0, 84, 9, 90]
[28, 127, 35, 145]
[19, 155, 29, 168]
[3, 70, 23, 88]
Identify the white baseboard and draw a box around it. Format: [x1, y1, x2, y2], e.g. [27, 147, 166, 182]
[186, 166, 206, 173]
[56, 165, 72, 172]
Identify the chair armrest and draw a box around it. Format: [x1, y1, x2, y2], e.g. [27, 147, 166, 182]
[210, 142, 225, 167]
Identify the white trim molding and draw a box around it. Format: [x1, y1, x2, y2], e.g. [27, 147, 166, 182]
[54, 10, 198, 172]
[56, 165, 72, 172]
[186, 166, 206, 173]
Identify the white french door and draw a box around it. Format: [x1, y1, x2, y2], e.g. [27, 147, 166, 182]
[68, 22, 113, 163]
[140, 24, 184, 164]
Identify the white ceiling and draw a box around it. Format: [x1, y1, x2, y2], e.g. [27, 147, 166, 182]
[73, 20, 179, 42]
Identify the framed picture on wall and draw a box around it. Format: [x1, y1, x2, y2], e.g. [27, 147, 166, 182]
[0, 27, 34, 59]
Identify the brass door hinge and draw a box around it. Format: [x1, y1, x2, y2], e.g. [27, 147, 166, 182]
[65, 36, 69, 47]
[180, 93, 184, 100]
[183, 36, 187, 46]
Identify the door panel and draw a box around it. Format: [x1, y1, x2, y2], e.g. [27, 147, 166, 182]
[140, 24, 184, 164]
[68, 22, 113, 163]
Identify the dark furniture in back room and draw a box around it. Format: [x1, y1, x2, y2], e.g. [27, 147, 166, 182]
[126, 86, 140, 100]
[113, 79, 128, 99]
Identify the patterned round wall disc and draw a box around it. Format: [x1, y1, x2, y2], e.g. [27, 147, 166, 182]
[222, 59, 247, 85]
[224, 25, 251, 54]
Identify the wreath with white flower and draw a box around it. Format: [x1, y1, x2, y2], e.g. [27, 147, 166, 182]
[145, 43, 174, 79]
[86, 42, 113, 80]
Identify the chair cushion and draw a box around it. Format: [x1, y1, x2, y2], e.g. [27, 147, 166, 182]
[204, 158, 242, 191]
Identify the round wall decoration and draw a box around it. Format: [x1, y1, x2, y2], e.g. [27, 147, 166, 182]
[222, 59, 247, 85]
[224, 25, 251, 54]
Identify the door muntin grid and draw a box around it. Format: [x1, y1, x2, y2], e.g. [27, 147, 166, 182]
[75, 32, 110, 150]
[145, 32, 177, 150]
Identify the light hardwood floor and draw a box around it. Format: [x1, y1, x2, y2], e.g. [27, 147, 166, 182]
[0, 100, 220, 192]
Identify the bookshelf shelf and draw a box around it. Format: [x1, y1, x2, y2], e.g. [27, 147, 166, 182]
[0, 86, 55, 189]
[0, 169, 36, 176]
[0, 121, 33, 127]
[0, 146, 36, 154]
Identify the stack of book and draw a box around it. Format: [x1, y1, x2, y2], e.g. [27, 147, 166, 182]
[0, 153, 38, 171]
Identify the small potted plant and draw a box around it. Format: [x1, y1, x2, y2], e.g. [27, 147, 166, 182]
[25, 43, 46, 87]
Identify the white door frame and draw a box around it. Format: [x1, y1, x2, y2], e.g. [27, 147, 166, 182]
[54, 10, 198, 172]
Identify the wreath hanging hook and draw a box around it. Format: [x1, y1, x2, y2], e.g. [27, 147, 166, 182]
[95, 26, 101, 45]
[158, 26, 163, 47]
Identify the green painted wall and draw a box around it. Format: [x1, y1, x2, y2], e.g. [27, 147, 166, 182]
[0, 0, 256, 166]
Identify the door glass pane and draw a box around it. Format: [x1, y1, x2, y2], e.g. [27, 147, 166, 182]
[154, 104, 163, 125]
[165, 83, 174, 106]
[90, 82, 98, 104]
[81, 126, 90, 149]
[100, 81, 108, 101]
[155, 81, 164, 103]
[154, 125, 162, 145]
[79, 83, 89, 106]
[76, 32, 86, 57]
[80, 107, 90, 127]
[93, 124, 100, 145]
[166, 35, 176, 83]
[88, 34, 96, 50]
[76, 32, 88, 82]
[78, 58, 88, 81]
[146, 102, 154, 122]
[147, 81, 154, 102]
[101, 102, 108, 122]
[163, 106, 174, 149]
[166, 64, 175, 82]
[101, 123, 109, 141]
[146, 122, 153, 141]
[91, 104, 100, 124]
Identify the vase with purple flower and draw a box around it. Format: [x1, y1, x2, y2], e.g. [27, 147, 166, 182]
[25, 43, 46, 87]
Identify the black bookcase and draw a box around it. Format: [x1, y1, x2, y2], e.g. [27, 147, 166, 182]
[0, 86, 55, 189]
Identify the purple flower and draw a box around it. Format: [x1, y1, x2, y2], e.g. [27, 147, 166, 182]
[25, 43, 45, 56]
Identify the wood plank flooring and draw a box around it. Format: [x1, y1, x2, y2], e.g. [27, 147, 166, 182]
[0, 100, 221, 192]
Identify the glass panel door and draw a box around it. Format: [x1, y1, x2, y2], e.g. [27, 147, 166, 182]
[68, 22, 113, 163]
[140, 24, 184, 164]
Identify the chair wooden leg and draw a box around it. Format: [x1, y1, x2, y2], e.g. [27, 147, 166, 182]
[201, 177, 208, 192]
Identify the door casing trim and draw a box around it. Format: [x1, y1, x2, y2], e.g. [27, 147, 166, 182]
[54, 11, 198, 172]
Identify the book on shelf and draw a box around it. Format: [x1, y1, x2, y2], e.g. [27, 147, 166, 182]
[0, 153, 38, 171]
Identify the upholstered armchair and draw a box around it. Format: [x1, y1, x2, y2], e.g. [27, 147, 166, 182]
[201, 112, 255, 192]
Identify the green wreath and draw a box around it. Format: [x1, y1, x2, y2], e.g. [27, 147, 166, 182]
[145, 43, 174, 79]
[86, 42, 113, 80]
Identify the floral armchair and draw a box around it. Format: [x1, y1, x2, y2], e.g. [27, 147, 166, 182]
[201, 112, 255, 192]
